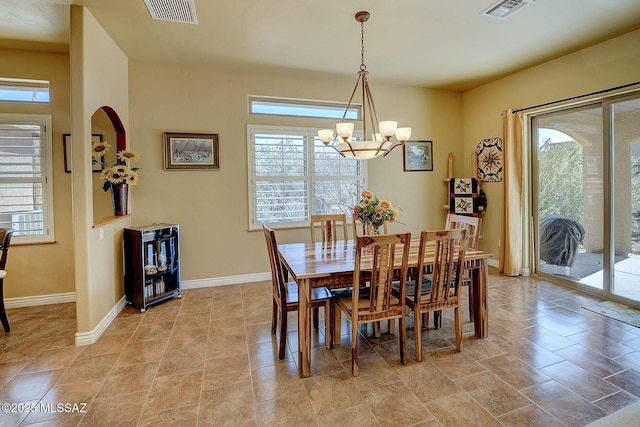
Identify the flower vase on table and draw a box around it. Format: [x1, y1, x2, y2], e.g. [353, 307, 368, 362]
[352, 189, 400, 237]
[92, 140, 140, 217]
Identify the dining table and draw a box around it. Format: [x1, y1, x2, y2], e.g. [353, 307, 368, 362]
[277, 235, 491, 378]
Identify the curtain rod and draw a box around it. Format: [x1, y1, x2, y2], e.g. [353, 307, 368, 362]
[504, 81, 640, 115]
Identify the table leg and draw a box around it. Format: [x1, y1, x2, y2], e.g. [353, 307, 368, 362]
[297, 278, 312, 378]
[471, 259, 489, 338]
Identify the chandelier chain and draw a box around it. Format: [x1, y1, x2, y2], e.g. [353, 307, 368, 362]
[360, 20, 366, 71]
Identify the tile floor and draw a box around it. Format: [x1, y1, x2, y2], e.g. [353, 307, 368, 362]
[1, 268, 640, 426]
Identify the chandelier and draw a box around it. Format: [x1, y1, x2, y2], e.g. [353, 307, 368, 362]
[318, 11, 411, 160]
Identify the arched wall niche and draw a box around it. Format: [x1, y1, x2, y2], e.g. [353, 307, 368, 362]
[92, 106, 127, 223]
[101, 105, 126, 151]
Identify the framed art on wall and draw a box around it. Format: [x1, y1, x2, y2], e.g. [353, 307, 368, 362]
[163, 132, 219, 170]
[403, 140, 433, 172]
[63, 133, 104, 173]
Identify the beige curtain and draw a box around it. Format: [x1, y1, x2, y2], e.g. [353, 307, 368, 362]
[499, 109, 523, 276]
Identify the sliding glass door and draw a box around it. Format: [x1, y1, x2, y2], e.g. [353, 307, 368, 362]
[532, 93, 640, 307]
[611, 96, 640, 303]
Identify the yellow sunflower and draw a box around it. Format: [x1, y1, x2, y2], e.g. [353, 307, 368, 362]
[378, 200, 392, 210]
[91, 141, 112, 158]
[100, 168, 112, 181]
[125, 171, 139, 185]
[391, 208, 400, 222]
[113, 165, 129, 175]
[117, 150, 140, 162]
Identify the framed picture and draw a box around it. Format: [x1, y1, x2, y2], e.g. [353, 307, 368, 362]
[163, 132, 220, 170]
[63, 133, 104, 173]
[403, 140, 433, 172]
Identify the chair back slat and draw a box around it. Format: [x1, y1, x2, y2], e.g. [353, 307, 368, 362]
[445, 213, 481, 250]
[354, 233, 410, 316]
[262, 225, 287, 306]
[310, 214, 348, 243]
[413, 229, 467, 306]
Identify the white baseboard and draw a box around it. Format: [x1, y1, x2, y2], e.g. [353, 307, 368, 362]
[4, 292, 76, 308]
[3, 272, 270, 309]
[74, 296, 127, 346]
[488, 258, 499, 268]
[181, 272, 270, 289]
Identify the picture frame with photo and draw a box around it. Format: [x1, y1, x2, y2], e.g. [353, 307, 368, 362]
[163, 132, 220, 170]
[403, 140, 433, 172]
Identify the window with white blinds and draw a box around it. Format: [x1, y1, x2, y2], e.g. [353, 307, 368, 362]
[0, 114, 54, 243]
[248, 125, 366, 229]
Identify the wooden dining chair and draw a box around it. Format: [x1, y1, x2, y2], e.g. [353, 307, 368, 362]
[445, 213, 482, 321]
[0, 228, 15, 332]
[349, 214, 392, 338]
[263, 224, 334, 359]
[310, 213, 348, 243]
[333, 232, 411, 376]
[397, 229, 467, 361]
[446, 213, 481, 251]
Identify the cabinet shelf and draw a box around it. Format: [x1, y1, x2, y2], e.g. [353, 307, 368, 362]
[124, 224, 180, 312]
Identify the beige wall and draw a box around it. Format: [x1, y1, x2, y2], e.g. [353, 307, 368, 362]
[128, 62, 462, 280]
[462, 29, 640, 267]
[70, 6, 130, 333]
[0, 49, 75, 298]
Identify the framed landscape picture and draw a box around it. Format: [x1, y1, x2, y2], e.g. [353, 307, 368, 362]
[163, 132, 219, 170]
[403, 140, 433, 172]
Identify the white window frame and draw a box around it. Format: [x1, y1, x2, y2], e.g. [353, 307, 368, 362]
[247, 124, 367, 230]
[249, 95, 360, 120]
[0, 113, 54, 243]
[0, 78, 50, 104]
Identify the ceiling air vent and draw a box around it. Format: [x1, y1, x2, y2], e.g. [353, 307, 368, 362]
[144, 0, 198, 24]
[482, 0, 534, 19]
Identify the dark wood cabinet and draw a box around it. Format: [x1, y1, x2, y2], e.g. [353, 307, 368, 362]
[124, 224, 180, 312]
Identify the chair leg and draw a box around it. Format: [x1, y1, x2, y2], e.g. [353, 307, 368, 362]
[334, 309, 342, 346]
[313, 306, 319, 330]
[271, 298, 278, 334]
[351, 315, 359, 376]
[0, 281, 9, 333]
[454, 306, 463, 351]
[467, 282, 475, 321]
[373, 321, 381, 337]
[414, 308, 423, 362]
[278, 309, 288, 360]
[324, 302, 332, 350]
[433, 310, 442, 329]
[399, 314, 407, 366]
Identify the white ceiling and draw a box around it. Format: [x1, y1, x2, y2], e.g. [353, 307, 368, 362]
[1, 0, 639, 91]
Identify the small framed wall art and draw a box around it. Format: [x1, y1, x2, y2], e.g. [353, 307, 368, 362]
[63, 133, 104, 173]
[403, 140, 433, 172]
[163, 132, 220, 170]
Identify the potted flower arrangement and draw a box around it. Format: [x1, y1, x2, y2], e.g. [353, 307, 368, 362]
[92, 141, 140, 215]
[353, 189, 399, 234]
